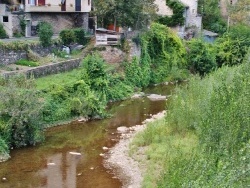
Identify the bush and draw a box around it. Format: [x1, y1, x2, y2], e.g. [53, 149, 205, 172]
[59, 28, 87, 45]
[0, 23, 8, 39]
[0, 76, 44, 148]
[59, 29, 75, 45]
[187, 39, 217, 75]
[38, 21, 53, 47]
[74, 28, 86, 45]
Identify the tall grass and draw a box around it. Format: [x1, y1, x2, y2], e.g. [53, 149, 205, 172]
[131, 62, 250, 187]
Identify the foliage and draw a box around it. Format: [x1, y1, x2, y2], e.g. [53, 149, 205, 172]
[59, 28, 87, 45]
[157, 0, 185, 27]
[187, 39, 217, 75]
[140, 23, 187, 83]
[59, 29, 75, 45]
[38, 21, 53, 47]
[19, 17, 26, 36]
[15, 59, 40, 67]
[228, 0, 250, 25]
[0, 23, 8, 39]
[93, 0, 157, 29]
[198, 0, 227, 34]
[73, 28, 86, 45]
[132, 62, 250, 187]
[0, 75, 44, 148]
[215, 24, 250, 67]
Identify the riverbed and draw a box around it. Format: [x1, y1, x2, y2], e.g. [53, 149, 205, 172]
[0, 84, 175, 188]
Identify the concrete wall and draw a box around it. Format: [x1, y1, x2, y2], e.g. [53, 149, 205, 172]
[1, 58, 81, 78]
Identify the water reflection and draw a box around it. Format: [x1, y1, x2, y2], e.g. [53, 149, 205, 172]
[39, 152, 81, 188]
[0, 84, 175, 188]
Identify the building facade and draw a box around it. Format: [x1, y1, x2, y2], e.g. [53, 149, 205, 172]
[0, 0, 92, 37]
[155, 0, 202, 32]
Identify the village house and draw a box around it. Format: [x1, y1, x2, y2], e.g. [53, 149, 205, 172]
[155, 0, 202, 38]
[0, 0, 92, 37]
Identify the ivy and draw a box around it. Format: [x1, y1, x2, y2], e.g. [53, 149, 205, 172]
[157, 0, 185, 27]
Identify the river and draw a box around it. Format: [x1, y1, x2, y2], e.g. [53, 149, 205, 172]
[0, 84, 175, 188]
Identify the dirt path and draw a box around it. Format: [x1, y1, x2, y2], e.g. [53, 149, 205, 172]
[104, 111, 166, 188]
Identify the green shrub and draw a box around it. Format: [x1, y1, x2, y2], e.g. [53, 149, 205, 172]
[0, 23, 8, 39]
[187, 39, 217, 75]
[59, 29, 75, 45]
[38, 21, 53, 47]
[73, 28, 86, 45]
[0, 76, 44, 148]
[15, 59, 39, 67]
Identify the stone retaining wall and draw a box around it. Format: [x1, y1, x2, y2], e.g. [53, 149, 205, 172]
[2, 58, 82, 79]
[0, 44, 60, 66]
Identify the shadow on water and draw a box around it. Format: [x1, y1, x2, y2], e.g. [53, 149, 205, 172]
[0, 84, 176, 188]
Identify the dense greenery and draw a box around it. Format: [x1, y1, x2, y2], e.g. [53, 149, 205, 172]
[59, 28, 87, 45]
[93, 0, 157, 29]
[0, 76, 44, 149]
[198, 0, 227, 34]
[38, 21, 53, 47]
[139, 23, 187, 83]
[187, 39, 217, 75]
[131, 61, 250, 187]
[157, 0, 185, 27]
[215, 24, 250, 67]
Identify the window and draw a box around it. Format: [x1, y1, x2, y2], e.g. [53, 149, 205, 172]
[88, 0, 90, 5]
[29, 0, 36, 5]
[3, 16, 8, 23]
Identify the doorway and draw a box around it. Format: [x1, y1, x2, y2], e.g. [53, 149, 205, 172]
[75, 0, 81, 11]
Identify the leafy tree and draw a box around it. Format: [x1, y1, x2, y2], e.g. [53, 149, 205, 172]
[38, 21, 53, 47]
[215, 24, 250, 67]
[0, 76, 44, 148]
[93, 0, 157, 29]
[198, 0, 227, 34]
[228, 0, 250, 25]
[187, 39, 217, 75]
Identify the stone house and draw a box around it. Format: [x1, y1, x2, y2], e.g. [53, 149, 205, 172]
[155, 0, 202, 36]
[0, 0, 92, 37]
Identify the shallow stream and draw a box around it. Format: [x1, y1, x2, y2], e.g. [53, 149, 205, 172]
[0, 84, 176, 188]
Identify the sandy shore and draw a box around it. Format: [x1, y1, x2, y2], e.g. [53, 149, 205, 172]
[104, 111, 166, 188]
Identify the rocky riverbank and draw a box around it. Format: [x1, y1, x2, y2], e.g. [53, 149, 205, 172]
[104, 111, 166, 188]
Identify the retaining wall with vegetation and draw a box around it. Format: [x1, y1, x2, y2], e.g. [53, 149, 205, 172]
[2, 58, 81, 79]
[0, 44, 61, 66]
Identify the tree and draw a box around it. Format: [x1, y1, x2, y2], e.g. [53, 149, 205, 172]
[93, 0, 157, 29]
[38, 21, 53, 47]
[228, 0, 250, 25]
[0, 76, 44, 148]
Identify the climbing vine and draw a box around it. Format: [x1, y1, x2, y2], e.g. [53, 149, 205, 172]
[157, 0, 185, 27]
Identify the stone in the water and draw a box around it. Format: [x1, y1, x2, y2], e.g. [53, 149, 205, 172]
[69, 152, 81, 156]
[47, 163, 56, 166]
[117, 126, 128, 133]
[147, 94, 166, 101]
[102, 146, 109, 150]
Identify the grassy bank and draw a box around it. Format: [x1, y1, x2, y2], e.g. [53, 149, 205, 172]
[131, 62, 250, 187]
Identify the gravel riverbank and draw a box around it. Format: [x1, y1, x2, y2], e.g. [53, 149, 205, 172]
[104, 111, 166, 188]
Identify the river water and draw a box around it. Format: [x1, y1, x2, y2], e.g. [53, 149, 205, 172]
[0, 84, 175, 188]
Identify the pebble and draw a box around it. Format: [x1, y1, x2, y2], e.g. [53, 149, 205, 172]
[102, 146, 109, 150]
[2, 177, 7, 181]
